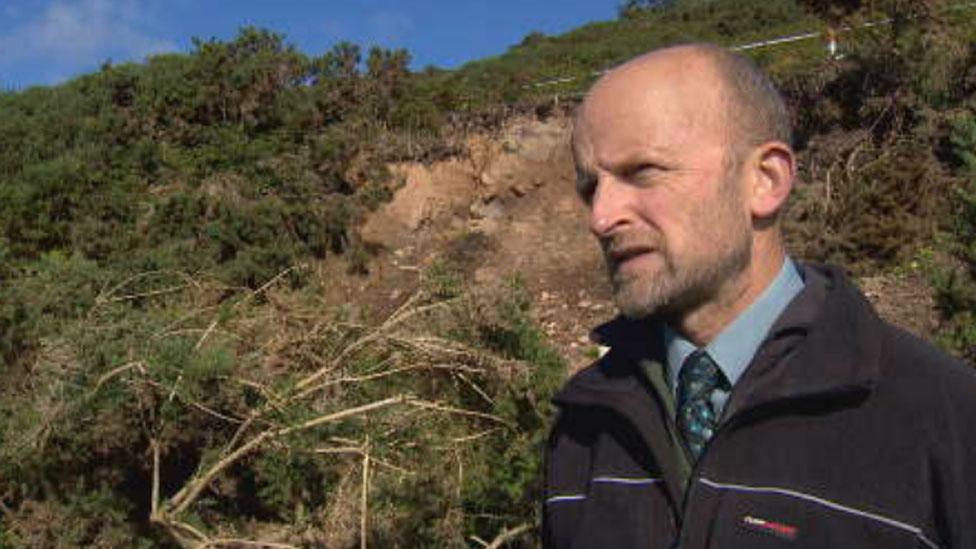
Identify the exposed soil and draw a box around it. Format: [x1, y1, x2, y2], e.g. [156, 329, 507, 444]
[323, 114, 942, 374]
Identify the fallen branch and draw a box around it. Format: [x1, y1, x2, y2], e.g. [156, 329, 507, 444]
[407, 399, 514, 429]
[103, 284, 189, 304]
[311, 446, 413, 476]
[486, 523, 533, 549]
[153, 517, 209, 548]
[360, 436, 370, 549]
[292, 362, 416, 401]
[277, 395, 408, 436]
[168, 430, 273, 516]
[203, 539, 298, 548]
[294, 293, 455, 392]
[166, 395, 409, 516]
[92, 360, 145, 394]
[151, 439, 161, 520]
[142, 378, 246, 426]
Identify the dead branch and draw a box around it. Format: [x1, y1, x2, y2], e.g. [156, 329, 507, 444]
[378, 406, 431, 439]
[143, 378, 246, 425]
[311, 447, 414, 476]
[203, 540, 298, 549]
[92, 360, 145, 393]
[455, 371, 495, 405]
[94, 270, 169, 306]
[455, 449, 464, 500]
[194, 318, 220, 350]
[451, 428, 501, 444]
[153, 517, 210, 548]
[385, 290, 427, 326]
[155, 305, 219, 339]
[407, 399, 514, 429]
[151, 439, 161, 520]
[277, 395, 408, 436]
[294, 294, 456, 392]
[221, 409, 266, 458]
[167, 429, 274, 516]
[388, 334, 498, 366]
[167, 396, 408, 516]
[103, 284, 189, 304]
[292, 363, 417, 401]
[235, 265, 305, 310]
[486, 523, 533, 549]
[152, 327, 244, 344]
[360, 436, 370, 549]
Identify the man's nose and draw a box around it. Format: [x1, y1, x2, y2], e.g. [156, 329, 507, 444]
[588, 178, 630, 238]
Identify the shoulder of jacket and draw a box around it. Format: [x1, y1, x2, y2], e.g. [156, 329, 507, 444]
[879, 323, 976, 392]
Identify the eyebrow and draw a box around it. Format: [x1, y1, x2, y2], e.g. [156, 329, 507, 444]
[600, 148, 671, 173]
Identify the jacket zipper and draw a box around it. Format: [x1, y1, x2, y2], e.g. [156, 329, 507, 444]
[677, 420, 718, 546]
[677, 385, 802, 543]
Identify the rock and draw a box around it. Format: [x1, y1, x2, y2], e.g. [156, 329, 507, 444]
[470, 198, 506, 220]
[510, 183, 528, 197]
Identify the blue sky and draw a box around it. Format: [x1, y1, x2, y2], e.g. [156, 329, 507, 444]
[0, 0, 619, 89]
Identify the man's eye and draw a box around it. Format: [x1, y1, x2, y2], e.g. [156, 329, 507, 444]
[628, 164, 661, 181]
[576, 177, 596, 202]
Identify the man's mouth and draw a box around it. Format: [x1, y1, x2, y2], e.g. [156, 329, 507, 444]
[606, 245, 655, 265]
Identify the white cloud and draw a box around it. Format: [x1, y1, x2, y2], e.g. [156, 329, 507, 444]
[0, 0, 177, 83]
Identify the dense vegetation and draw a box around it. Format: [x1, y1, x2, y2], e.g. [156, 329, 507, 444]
[1, 0, 975, 546]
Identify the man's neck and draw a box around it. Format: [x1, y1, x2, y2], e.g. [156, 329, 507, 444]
[671, 246, 786, 347]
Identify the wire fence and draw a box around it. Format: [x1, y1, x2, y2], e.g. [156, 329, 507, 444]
[525, 2, 976, 92]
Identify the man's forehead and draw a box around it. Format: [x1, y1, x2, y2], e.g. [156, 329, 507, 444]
[574, 49, 727, 154]
[573, 112, 672, 159]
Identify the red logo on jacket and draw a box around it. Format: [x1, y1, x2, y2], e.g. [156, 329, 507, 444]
[742, 515, 799, 540]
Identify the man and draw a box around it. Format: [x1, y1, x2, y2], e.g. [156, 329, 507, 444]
[543, 43, 976, 548]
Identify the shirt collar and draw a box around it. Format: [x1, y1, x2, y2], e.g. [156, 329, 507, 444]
[665, 257, 805, 391]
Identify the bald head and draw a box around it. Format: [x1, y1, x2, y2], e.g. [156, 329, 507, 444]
[581, 44, 792, 158]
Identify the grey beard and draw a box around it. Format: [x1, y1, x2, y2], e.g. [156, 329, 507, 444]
[608, 237, 751, 320]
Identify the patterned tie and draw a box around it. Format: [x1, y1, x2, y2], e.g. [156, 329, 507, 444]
[676, 350, 729, 460]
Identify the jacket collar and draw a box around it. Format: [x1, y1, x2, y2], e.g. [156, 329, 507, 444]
[722, 263, 883, 419]
[555, 263, 884, 417]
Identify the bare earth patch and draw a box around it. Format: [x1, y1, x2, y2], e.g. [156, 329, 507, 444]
[339, 114, 945, 377]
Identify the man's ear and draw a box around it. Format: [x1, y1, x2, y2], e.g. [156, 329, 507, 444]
[746, 141, 795, 219]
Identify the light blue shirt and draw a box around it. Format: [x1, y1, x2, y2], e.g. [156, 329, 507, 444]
[664, 258, 805, 418]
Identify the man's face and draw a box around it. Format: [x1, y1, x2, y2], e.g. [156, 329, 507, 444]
[572, 58, 753, 319]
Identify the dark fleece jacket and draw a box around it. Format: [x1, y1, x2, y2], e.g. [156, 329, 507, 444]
[543, 264, 976, 548]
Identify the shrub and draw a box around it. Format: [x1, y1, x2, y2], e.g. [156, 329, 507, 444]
[0, 265, 563, 546]
[929, 113, 976, 359]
